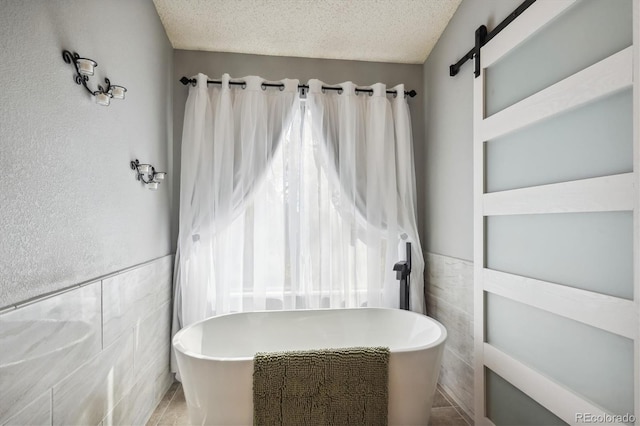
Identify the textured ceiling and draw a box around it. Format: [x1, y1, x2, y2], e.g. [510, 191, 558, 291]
[152, 0, 462, 64]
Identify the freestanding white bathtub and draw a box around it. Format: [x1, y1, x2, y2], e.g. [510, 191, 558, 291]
[173, 308, 447, 425]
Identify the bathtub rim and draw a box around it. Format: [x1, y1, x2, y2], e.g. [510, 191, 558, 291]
[172, 307, 447, 362]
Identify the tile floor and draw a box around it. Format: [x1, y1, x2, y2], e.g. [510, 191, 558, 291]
[429, 386, 473, 426]
[147, 382, 472, 425]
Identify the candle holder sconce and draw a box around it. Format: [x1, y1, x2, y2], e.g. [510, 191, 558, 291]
[62, 50, 127, 106]
[130, 159, 167, 190]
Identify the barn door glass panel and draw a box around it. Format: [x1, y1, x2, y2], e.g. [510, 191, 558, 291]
[485, 0, 631, 117]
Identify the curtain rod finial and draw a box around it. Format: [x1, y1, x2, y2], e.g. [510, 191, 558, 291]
[180, 76, 192, 86]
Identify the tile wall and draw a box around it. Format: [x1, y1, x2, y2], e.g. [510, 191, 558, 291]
[0, 255, 173, 426]
[425, 252, 474, 418]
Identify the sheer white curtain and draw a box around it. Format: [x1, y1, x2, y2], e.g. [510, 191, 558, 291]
[173, 74, 425, 357]
[306, 80, 424, 313]
[392, 83, 425, 313]
[173, 73, 300, 331]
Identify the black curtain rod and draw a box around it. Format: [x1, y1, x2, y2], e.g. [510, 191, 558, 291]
[449, 0, 536, 77]
[179, 76, 417, 98]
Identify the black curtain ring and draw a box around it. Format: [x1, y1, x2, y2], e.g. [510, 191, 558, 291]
[393, 91, 398, 98]
[368, 91, 373, 97]
[321, 87, 326, 94]
[279, 85, 285, 91]
[338, 88, 343, 94]
[241, 82, 247, 89]
[261, 83, 266, 91]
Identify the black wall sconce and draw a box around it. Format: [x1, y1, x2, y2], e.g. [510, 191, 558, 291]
[130, 159, 167, 190]
[62, 50, 127, 106]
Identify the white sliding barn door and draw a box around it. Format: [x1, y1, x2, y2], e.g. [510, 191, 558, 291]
[474, 0, 638, 424]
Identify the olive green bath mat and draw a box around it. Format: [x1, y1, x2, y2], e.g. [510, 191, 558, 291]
[253, 346, 389, 426]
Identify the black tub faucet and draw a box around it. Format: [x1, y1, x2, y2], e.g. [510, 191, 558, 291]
[393, 242, 412, 310]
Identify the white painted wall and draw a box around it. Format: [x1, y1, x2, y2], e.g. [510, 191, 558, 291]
[0, 0, 174, 308]
[421, 1, 535, 417]
[422, 0, 517, 261]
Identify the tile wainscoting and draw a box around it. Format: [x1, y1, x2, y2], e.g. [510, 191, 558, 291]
[425, 252, 474, 419]
[0, 255, 174, 426]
